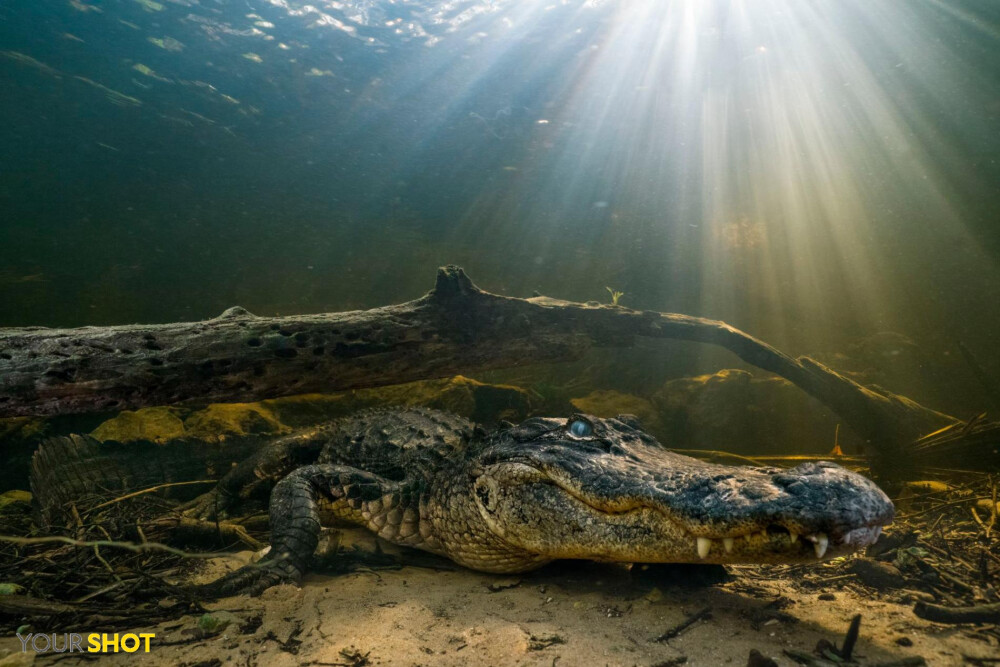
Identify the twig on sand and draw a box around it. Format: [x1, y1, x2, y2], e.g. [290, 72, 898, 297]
[652, 606, 712, 642]
[913, 601, 1000, 625]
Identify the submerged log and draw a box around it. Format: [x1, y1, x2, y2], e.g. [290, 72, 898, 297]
[0, 266, 955, 452]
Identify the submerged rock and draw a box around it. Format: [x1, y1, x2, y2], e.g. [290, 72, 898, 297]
[569, 390, 663, 435]
[651, 369, 856, 455]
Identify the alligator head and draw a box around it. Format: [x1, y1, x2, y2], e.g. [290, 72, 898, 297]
[454, 414, 893, 571]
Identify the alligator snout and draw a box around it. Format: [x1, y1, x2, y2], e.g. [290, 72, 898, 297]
[646, 459, 894, 562]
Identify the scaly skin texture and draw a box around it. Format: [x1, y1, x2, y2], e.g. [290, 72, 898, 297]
[184, 408, 893, 596]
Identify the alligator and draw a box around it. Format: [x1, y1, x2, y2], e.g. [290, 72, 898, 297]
[109, 407, 895, 596]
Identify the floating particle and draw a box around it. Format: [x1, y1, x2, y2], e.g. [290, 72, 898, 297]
[134, 0, 164, 12]
[2, 51, 63, 78]
[74, 76, 143, 107]
[148, 36, 184, 52]
[69, 0, 102, 13]
[132, 63, 171, 82]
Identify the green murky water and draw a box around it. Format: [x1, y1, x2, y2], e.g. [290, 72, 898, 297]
[1, 0, 999, 415]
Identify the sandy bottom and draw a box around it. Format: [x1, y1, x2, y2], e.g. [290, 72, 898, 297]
[1, 532, 993, 667]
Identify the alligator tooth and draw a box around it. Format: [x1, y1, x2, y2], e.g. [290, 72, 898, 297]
[722, 537, 735, 553]
[696, 537, 712, 559]
[789, 530, 799, 544]
[813, 533, 829, 559]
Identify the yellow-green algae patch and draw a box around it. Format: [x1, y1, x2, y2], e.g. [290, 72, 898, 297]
[89, 376, 531, 444]
[183, 403, 289, 440]
[0, 416, 47, 443]
[90, 407, 187, 443]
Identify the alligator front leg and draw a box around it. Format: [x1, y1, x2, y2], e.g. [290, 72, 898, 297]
[179, 430, 330, 520]
[193, 464, 394, 597]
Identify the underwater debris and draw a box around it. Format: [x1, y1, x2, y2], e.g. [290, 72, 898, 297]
[131, 63, 172, 83]
[74, 76, 142, 107]
[759, 472, 1000, 629]
[147, 36, 184, 52]
[652, 606, 712, 642]
[1, 51, 63, 79]
[242, 52, 264, 63]
[133, 0, 164, 12]
[68, 0, 102, 13]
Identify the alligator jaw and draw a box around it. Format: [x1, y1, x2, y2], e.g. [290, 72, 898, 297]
[552, 482, 887, 564]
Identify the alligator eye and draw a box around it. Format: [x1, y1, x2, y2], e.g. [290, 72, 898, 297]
[568, 419, 593, 437]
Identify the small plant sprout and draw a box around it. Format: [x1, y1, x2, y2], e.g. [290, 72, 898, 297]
[606, 287, 625, 306]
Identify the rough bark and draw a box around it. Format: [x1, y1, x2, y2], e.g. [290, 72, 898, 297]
[0, 265, 955, 448]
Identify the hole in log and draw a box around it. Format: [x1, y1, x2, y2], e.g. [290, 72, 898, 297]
[274, 348, 297, 359]
[278, 329, 292, 337]
[142, 334, 156, 341]
[0, 352, 11, 360]
[345, 331, 360, 341]
[294, 332, 309, 343]
[246, 338, 262, 347]
[144, 341, 162, 351]
[148, 358, 164, 366]
[269, 324, 281, 331]
[119, 348, 134, 355]
[313, 346, 325, 356]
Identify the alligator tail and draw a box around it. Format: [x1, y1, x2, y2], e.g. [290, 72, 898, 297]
[29, 435, 260, 528]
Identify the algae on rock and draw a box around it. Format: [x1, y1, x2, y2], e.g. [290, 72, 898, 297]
[89, 375, 532, 444]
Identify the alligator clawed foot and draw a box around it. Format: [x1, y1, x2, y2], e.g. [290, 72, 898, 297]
[190, 557, 302, 599]
[176, 490, 232, 521]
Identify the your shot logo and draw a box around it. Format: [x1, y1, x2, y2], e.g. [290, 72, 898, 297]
[17, 633, 155, 654]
